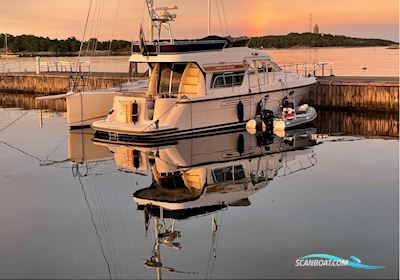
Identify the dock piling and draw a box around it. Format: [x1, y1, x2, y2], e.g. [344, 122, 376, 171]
[35, 57, 40, 75]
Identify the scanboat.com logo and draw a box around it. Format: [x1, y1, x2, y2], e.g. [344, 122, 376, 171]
[295, 254, 385, 270]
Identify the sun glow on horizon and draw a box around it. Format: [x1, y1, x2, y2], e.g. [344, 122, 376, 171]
[0, 0, 397, 42]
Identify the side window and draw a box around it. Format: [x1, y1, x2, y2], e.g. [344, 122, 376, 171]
[211, 71, 245, 88]
[213, 166, 233, 183]
[212, 165, 246, 183]
[234, 165, 246, 180]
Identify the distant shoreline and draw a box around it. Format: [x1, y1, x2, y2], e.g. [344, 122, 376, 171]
[1, 32, 397, 57]
[258, 45, 399, 51]
[15, 51, 132, 57]
[9, 46, 396, 57]
[248, 33, 397, 49]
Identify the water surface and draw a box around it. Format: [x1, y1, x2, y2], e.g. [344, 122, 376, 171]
[0, 108, 398, 279]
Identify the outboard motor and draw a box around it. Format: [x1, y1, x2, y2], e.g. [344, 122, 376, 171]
[256, 132, 273, 147]
[261, 109, 274, 135]
[262, 132, 274, 146]
[246, 109, 275, 135]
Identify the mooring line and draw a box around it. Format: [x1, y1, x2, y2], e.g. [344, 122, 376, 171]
[0, 139, 43, 162]
[77, 172, 113, 280]
[0, 109, 68, 166]
[0, 109, 31, 134]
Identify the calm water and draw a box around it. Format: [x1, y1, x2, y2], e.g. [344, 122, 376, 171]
[266, 46, 399, 77]
[0, 107, 398, 279]
[1, 46, 398, 76]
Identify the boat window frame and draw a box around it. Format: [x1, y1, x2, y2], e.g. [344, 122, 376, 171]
[157, 62, 188, 96]
[211, 71, 245, 89]
[212, 165, 246, 183]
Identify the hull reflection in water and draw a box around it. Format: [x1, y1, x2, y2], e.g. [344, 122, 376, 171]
[94, 127, 318, 278]
[68, 128, 113, 163]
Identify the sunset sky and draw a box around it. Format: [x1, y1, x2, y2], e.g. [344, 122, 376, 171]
[0, 0, 398, 42]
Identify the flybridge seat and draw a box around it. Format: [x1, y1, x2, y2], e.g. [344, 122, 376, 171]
[131, 36, 250, 55]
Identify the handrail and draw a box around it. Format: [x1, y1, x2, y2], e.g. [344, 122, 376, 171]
[0, 59, 92, 74]
[38, 60, 91, 73]
[0, 61, 26, 73]
[280, 62, 334, 77]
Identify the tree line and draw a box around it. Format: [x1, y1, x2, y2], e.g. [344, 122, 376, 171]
[0, 34, 131, 54]
[249, 32, 396, 48]
[0, 32, 396, 55]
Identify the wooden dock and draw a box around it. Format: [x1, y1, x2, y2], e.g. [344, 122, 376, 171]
[306, 76, 399, 112]
[0, 73, 398, 112]
[0, 72, 134, 95]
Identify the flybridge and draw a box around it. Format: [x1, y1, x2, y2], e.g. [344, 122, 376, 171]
[127, 46, 272, 75]
[138, 1, 249, 55]
[131, 36, 251, 55]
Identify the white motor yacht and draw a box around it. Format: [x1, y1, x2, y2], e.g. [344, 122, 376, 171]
[92, 40, 316, 142]
[91, 1, 316, 142]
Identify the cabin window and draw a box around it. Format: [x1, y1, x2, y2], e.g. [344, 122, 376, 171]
[158, 63, 187, 95]
[211, 71, 245, 88]
[213, 165, 246, 183]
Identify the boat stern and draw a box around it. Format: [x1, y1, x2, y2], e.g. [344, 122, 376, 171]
[92, 95, 178, 143]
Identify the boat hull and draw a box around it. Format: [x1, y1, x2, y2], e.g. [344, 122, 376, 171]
[66, 80, 149, 128]
[67, 91, 116, 128]
[0, 54, 19, 58]
[92, 84, 312, 143]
